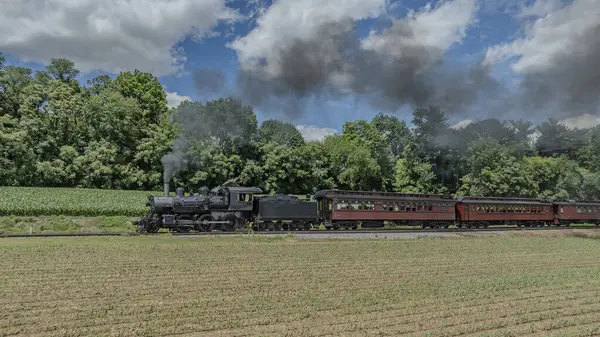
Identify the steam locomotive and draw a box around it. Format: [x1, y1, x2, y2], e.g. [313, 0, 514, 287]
[135, 181, 600, 233]
[135, 180, 317, 233]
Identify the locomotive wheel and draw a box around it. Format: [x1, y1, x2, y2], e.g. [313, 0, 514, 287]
[222, 214, 238, 232]
[196, 214, 213, 232]
[145, 220, 160, 233]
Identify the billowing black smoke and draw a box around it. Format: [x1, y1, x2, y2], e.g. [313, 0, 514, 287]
[516, 24, 600, 120]
[231, 18, 501, 119]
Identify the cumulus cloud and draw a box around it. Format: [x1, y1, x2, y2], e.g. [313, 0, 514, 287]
[166, 91, 191, 108]
[0, 0, 239, 76]
[483, 0, 600, 119]
[229, 0, 387, 78]
[450, 119, 473, 130]
[295, 125, 338, 142]
[559, 114, 600, 130]
[361, 0, 478, 59]
[228, 0, 484, 119]
[484, 0, 598, 75]
[515, 0, 562, 19]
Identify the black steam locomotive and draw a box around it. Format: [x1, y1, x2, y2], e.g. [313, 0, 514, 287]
[135, 180, 318, 233]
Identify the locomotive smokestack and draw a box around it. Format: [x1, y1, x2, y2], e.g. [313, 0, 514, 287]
[164, 181, 170, 196]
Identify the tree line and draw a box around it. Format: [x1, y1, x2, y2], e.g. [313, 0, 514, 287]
[1, 55, 599, 200]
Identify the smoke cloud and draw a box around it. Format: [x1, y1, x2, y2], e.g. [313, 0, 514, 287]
[231, 18, 500, 119]
[160, 99, 256, 182]
[193, 68, 226, 94]
[225, 0, 488, 119]
[516, 25, 600, 119]
[226, 0, 600, 122]
[483, 0, 600, 121]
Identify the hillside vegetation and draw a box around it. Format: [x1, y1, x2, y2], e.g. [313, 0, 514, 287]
[1, 54, 600, 199]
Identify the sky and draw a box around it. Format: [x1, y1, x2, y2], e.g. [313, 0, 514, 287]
[1, 0, 599, 141]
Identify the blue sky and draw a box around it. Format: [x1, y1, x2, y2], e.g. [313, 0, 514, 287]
[2, 0, 597, 138]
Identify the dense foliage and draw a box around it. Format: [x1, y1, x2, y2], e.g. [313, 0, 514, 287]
[1, 55, 600, 200]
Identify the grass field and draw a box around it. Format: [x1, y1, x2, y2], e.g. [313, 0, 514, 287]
[1, 234, 600, 336]
[0, 215, 138, 234]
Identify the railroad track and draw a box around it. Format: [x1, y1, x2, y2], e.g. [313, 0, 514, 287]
[1, 225, 598, 238]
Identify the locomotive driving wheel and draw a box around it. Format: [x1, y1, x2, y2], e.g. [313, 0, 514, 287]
[196, 214, 213, 232]
[222, 214, 239, 232]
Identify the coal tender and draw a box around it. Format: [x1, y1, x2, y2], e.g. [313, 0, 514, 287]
[252, 194, 318, 231]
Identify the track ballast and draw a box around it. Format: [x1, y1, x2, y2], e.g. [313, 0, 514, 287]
[1, 225, 598, 238]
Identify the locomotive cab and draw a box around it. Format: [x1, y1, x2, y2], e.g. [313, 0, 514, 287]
[226, 187, 263, 212]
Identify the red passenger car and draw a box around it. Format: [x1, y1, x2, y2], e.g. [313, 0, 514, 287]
[455, 196, 554, 227]
[314, 189, 457, 229]
[554, 201, 600, 226]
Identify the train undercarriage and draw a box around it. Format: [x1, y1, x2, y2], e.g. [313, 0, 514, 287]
[135, 212, 316, 233]
[137, 214, 600, 233]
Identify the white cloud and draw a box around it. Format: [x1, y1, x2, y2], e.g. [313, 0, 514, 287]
[516, 0, 562, 19]
[229, 0, 479, 98]
[361, 0, 479, 61]
[559, 114, 600, 130]
[228, 0, 387, 78]
[0, 0, 239, 76]
[165, 91, 191, 108]
[295, 125, 338, 142]
[450, 119, 473, 130]
[483, 0, 600, 74]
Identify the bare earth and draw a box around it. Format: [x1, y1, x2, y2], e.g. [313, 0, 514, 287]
[1, 232, 600, 336]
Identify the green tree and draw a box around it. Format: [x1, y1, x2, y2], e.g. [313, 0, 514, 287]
[536, 119, 584, 158]
[458, 138, 536, 197]
[371, 113, 411, 158]
[577, 126, 600, 171]
[114, 70, 168, 124]
[523, 156, 582, 200]
[342, 119, 394, 190]
[86, 75, 113, 96]
[46, 58, 80, 83]
[323, 134, 381, 190]
[393, 157, 438, 194]
[258, 119, 304, 148]
[0, 66, 33, 117]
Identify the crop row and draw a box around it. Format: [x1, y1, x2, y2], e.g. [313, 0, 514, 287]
[0, 187, 153, 216]
[0, 187, 309, 217]
[1, 236, 600, 335]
